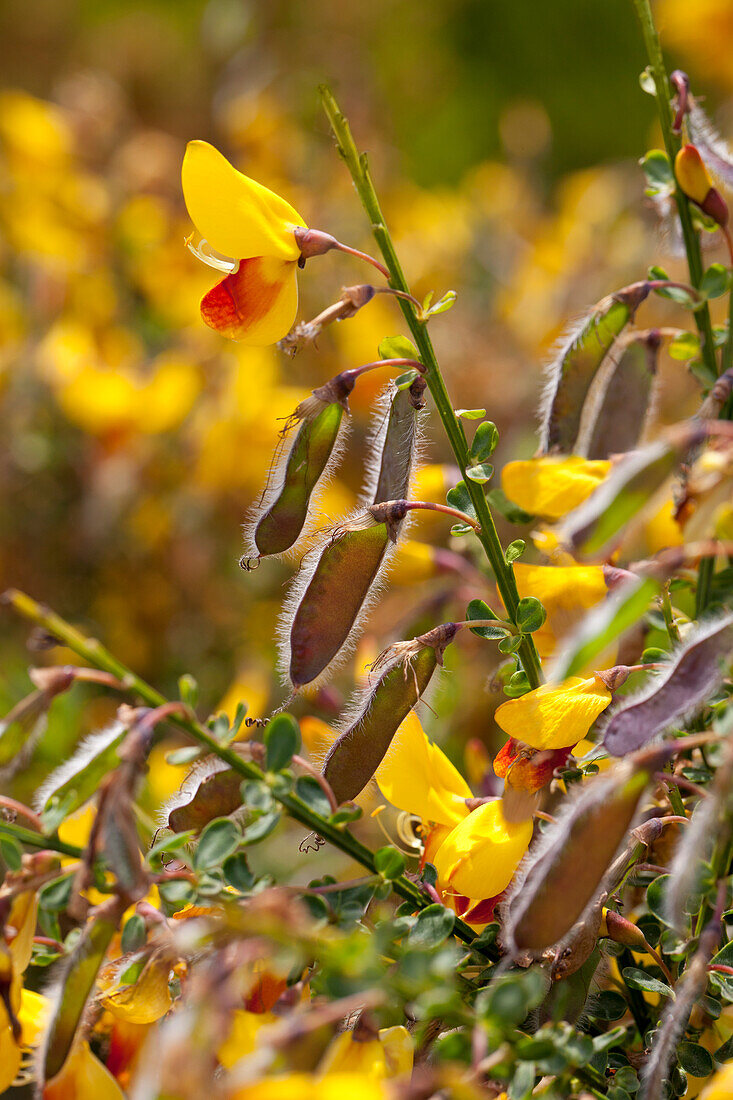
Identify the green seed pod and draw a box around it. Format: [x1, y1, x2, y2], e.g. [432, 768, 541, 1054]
[244, 374, 355, 564]
[282, 379, 425, 689]
[34, 720, 127, 819]
[505, 749, 666, 955]
[578, 329, 661, 460]
[539, 282, 650, 454]
[43, 896, 126, 1083]
[322, 623, 458, 804]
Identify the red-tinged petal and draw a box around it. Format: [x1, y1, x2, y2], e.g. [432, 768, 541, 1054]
[494, 738, 572, 793]
[200, 256, 298, 346]
[464, 891, 505, 925]
[244, 971, 287, 1014]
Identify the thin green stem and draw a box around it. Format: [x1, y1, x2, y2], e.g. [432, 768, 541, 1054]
[2, 589, 487, 950]
[319, 85, 542, 689]
[660, 584, 681, 646]
[0, 821, 82, 860]
[632, 0, 721, 616]
[632, 0, 717, 383]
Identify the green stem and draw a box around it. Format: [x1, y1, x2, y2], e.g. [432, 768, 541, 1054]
[631, 0, 717, 383]
[632, 0, 724, 614]
[0, 820, 82, 860]
[319, 86, 543, 691]
[2, 589, 486, 950]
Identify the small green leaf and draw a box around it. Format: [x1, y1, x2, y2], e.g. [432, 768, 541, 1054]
[294, 775, 331, 818]
[470, 421, 499, 462]
[241, 810, 280, 845]
[646, 874, 672, 923]
[701, 263, 731, 301]
[378, 334, 418, 361]
[166, 746, 202, 766]
[0, 836, 22, 872]
[222, 851, 254, 892]
[678, 1043, 714, 1078]
[446, 480, 478, 521]
[455, 408, 486, 420]
[506, 671, 530, 696]
[121, 914, 146, 954]
[240, 780, 274, 812]
[265, 713, 300, 772]
[505, 539, 526, 563]
[194, 818, 241, 871]
[466, 463, 494, 484]
[408, 903, 455, 946]
[639, 68, 656, 95]
[621, 966, 674, 998]
[450, 523, 473, 537]
[668, 332, 700, 361]
[178, 673, 199, 708]
[648, 266, 700, 309]
[590, 990, 628, 1021]
[394, 369, 419, 390]
[516, 597, 546, 634]
[374, 846, 407, 880]
[39, 875, 74, 913]
[498, 634, 523, 654]
[639, 149, 674, 198]
[425, 290, 456, 316]
[147, 830, 196, 866]
[466, 599, 507, 640]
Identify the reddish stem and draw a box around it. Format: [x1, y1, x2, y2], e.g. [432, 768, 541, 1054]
[0, 797, 43, 831]
[333, 241, 390, 279]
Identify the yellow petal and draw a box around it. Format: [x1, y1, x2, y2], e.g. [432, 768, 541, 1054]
[44, 1039, 125, 1100]
[675, 144, 713, 206]
[18, 987, 50, 1046]
[230, 1075, 388, 1100]
[218, 1009, 276, 1069]
[200, 256, 298, 346]
[7, 891, 39, 973]
[319, 1033, 387, 1077]
[182, 140, 304, 262]
[700, 1062, 733, 1100]
[101, 957, 172, 1024]
[0, 1027, 22, 1092]
[433, 801, 532, 899]
[378, 1025, 413, 1078]
[495, 676, 612, 751]
[513, 563, 608, 658]
[501, 456, 610, 520]
[376, 712, 472, 827]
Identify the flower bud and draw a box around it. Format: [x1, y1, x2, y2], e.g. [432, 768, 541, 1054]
[675, 144, 729, 227]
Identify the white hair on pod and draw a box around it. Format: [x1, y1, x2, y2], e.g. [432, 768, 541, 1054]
[688, 99, 733, 188]
[536, 305, 606, 452]
[240, 395, 352, 564]
[158, 753, 233, 828]
[33, 721, 126, 812]
[276, 381, 426, 692]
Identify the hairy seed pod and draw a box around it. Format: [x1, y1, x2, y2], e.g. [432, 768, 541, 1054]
[283, 379, 425, 689]
[42, 896, 126, 1082]
[504, 750, 665, 954]
[34, 721, 127, 817]
[577, 330, 660, 460]
[603, 612, 733, 755]
[322, 623, 458, 804]
[244, 373, 354, 563]
[539, 282, 650, 454]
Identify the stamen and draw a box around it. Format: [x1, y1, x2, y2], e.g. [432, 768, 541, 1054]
[185, 234, 240, 274]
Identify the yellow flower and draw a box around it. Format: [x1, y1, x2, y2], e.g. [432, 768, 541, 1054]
[101, 955, 173, 1025]
[182, 140, 306, 345]
[229, 1073, 389, 1100]
[675, 144, 713, 206]
[495, 676, 612, 751]
[501, 456, 610, 520]
[217, 1009, 277, 1069]
[512, 563, 609, 658]
[433, 801, 533, 900]
[377, 715, 530, 912]
[318, 1026, 413, 1079]
[376, 712, 472, 833]
[695, 1059, 733, 1100]
[0, 984, 50, 1092]
[44, 1038, 125, 1099]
